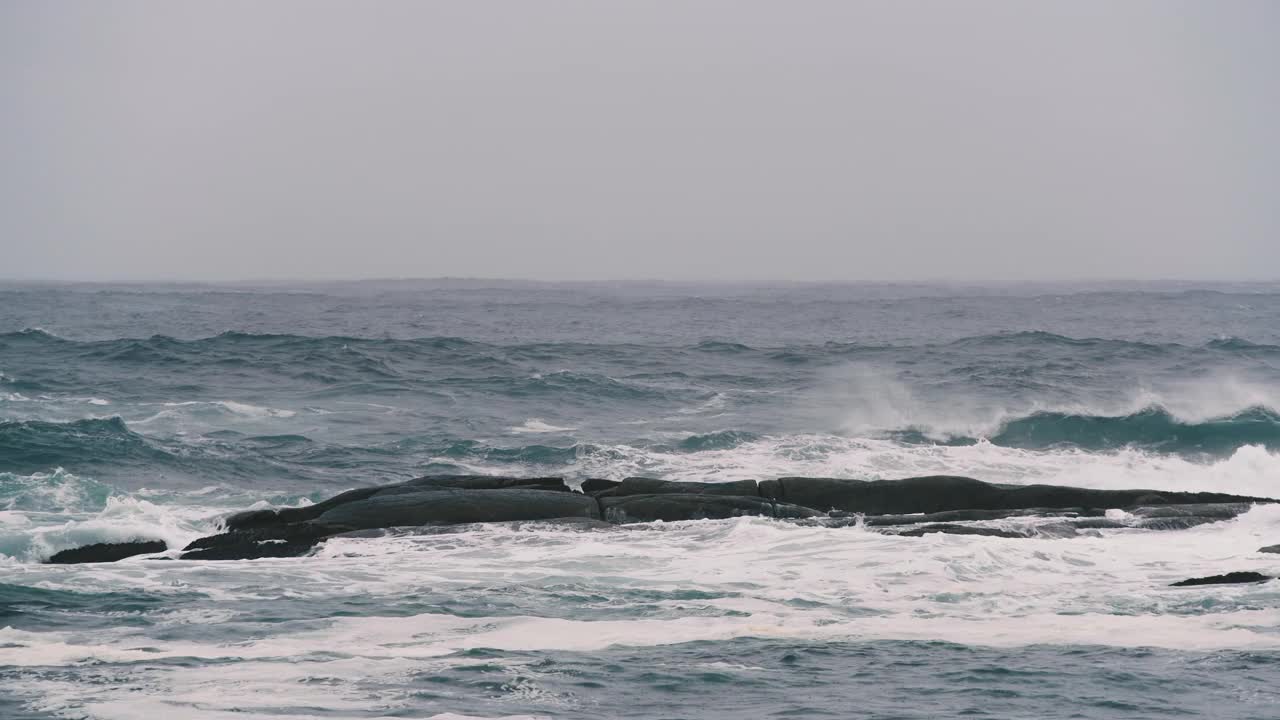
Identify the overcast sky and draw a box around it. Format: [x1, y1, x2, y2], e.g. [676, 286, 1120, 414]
[3, 1, 1277, 282]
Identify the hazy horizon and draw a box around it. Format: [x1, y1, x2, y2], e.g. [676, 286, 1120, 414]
[4, 1, 1278, 283]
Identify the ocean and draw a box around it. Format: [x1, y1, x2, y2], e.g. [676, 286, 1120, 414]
[3, 280, 1280, 719]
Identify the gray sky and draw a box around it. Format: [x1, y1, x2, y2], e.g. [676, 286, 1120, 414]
[3, 1, 1277, 282]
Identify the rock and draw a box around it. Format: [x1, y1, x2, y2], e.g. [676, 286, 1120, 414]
[1129, 503, 1255, 531]
[45, 539, 168, 564]
[1136, 516, 1229, 531]
[1130, 503, 1255, 519]
[311, 487, 601, 530]
[1170, 571, 1273, 587]
[862, 508, 1103, 526]
[180, 524, 334, 561]
[1027, 522, 1081, 539]
[895, 524, 1029, 539]
[590, 477, 760, 498]
[1071, 518, 1128, 529]
[224, 476, 571, 531]
[580, 478, 621, 494]
[224, 486, 385, 531]
[1259, 544, 1280, 554]
[332, 517, 615, 540]
[599, 494, 822, 523]
[191, 475, 1279, 563]
[762, 476, 1273, 515]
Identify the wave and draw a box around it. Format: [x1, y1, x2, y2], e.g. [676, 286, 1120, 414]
[875, 405, 1280, 456]
[981, 405, 1280, 454]
[0, 493, 208, 563]
[0, 467, 119, 513]
[0, 417, 402, 486]
[677, 430, 762, 452]
[0, 417, 174, 473]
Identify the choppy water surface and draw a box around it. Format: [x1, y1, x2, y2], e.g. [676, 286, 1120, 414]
[2, 281, 1280, 719]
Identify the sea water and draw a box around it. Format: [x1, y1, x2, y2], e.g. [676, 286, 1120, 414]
[2, 280, 1280, 719]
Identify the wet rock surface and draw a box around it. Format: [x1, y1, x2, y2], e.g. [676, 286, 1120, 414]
[45, 475, 1280, 564]
[1170, 572, 1273, 587]
[45, 540, 168, 564]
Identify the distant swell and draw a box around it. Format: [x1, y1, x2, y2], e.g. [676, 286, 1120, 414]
[4, 327, 1279, 358]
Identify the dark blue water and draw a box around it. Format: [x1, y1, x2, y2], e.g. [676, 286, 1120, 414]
[2, 281, 1280, 719]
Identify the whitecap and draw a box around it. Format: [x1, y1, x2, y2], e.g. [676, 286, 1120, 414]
[509, 418, 577, 434]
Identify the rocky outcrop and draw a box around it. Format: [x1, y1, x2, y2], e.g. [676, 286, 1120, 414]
[759, 475, 1270, 515]
[309, 486, 599, 529]
[45, 540, 167, 564]
[223, 475, 569, 531]
[1170, 572, 1273, 587]
[600, 494, 823, 523]
[180, 524, 336, 561]
[42, 474, 1280, 564]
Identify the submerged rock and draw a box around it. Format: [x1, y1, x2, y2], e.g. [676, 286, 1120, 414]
[180, 524, 334, 561]
[46, 540, 168, 564]
[895, 523, 1030, 539]
[402, 475, 569, 492]
[331, 517, 615, 539]
[862, 507, 1102, 526]
[600, 494, 823, 523]
[590, 477, 760, 498]
[1169, 571, 1273, 587]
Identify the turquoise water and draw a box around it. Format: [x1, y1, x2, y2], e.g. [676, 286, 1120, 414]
[2, 281, 1280, 719]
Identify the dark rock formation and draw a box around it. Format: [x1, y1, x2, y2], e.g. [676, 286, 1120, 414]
[224, 485, 386, 531]
[194, 484, 600, 560]
[46, 540, 167, 564]
[1170, 571, 1273, 587]
[311, 486, 600, 529]
[760, 475, 1270, 515]
[147, 473, 1276, 563]
[600, 494, 822, 523]
[1259, 544, 1280, 554]
[580, 478, 620, 494]
[403, 475, 569, 492]
[1130, 503, 1255, 531]
[224, 475, 570, 531]
[180, 524, 336, 561]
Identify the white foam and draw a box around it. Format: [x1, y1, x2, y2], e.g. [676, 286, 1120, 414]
[0, 481, 214, 562]
[806, 362, 1280, 440]
[217, 400, 296, 418]
[6, 508, 1280, 719]
[442, 434, 1280, 498]
[510, 418, 577, 434]
[153, 400, 297, 418]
